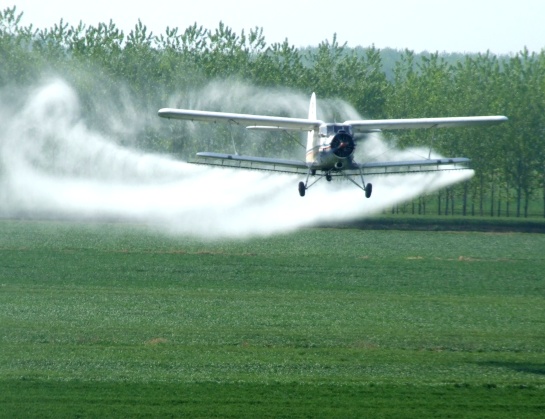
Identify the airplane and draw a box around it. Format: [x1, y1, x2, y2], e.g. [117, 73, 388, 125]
[158, 93, 507, 197]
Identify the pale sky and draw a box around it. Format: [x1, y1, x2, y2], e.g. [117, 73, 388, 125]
[9, 0, 545, 54]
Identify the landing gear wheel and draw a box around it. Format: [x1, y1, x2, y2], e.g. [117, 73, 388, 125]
[298, 181, 306, 197]
[326, 174, 332, 182]
[365, 183, 373, 198]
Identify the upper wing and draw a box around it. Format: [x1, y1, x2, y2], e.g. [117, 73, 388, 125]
[158, 108, 323, 131]
[345, 116, 508, 133]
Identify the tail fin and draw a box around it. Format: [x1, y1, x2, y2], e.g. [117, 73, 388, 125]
[306, 93, 319, 164]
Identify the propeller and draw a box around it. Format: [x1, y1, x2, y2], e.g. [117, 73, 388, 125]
[330, 132, 355, 158]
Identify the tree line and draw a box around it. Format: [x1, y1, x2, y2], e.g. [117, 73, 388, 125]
[1, 6, 544, 217]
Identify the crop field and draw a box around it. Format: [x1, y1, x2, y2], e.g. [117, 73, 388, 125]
[0, 219, 544, 417]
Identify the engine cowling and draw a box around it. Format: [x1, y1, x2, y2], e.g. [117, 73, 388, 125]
[329, 131, 355, 158]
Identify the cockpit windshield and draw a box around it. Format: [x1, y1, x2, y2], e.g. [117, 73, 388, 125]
[319, 124, 353, 137]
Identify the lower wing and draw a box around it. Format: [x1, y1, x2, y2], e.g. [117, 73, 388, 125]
[193, 152, 309, 173]
[358, 157, 470, 173]
[191, 153, 470, 175]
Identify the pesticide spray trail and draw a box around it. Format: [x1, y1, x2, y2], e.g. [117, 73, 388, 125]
[0, 79, 472, 238]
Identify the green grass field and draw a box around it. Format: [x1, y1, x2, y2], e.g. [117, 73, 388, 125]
[1, 220, 544, 417]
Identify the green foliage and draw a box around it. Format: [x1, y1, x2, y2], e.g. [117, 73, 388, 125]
[1, 5, 545, 216]
[2, 380, 543, 418]
[0, 220, 544, 417]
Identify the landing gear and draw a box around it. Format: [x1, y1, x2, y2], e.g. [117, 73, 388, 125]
[298, 181, 306, 197]
[298, 168, 318, 197]
[298, 167, 372, 198]
[365, 182, 373, 198]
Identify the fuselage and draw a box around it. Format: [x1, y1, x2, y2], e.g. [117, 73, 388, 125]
[307, 123, 357, 170]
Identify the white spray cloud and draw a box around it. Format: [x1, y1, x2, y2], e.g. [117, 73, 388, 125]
[0, 79, 473, 238]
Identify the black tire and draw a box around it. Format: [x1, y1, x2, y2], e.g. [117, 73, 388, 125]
[365, 183, 373, 198]
[326, 174, 332, 182]
[298, 181, 306, 197]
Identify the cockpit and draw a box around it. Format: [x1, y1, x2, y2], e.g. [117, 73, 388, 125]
[319, 123, 353, 137]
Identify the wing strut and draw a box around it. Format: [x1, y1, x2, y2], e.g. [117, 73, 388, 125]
[230, 128, 239, 155]
[427, 133, 436, 159]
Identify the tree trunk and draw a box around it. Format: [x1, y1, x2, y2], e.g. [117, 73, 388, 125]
[479, 176, 484, 216]
[462, 182, 468, 216]
[516, 185, 522, 217]
[524, 189, 530, 218]
[490, 183, 495, 217]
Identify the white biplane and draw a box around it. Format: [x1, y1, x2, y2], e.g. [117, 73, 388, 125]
[158, 93, 507, 197]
